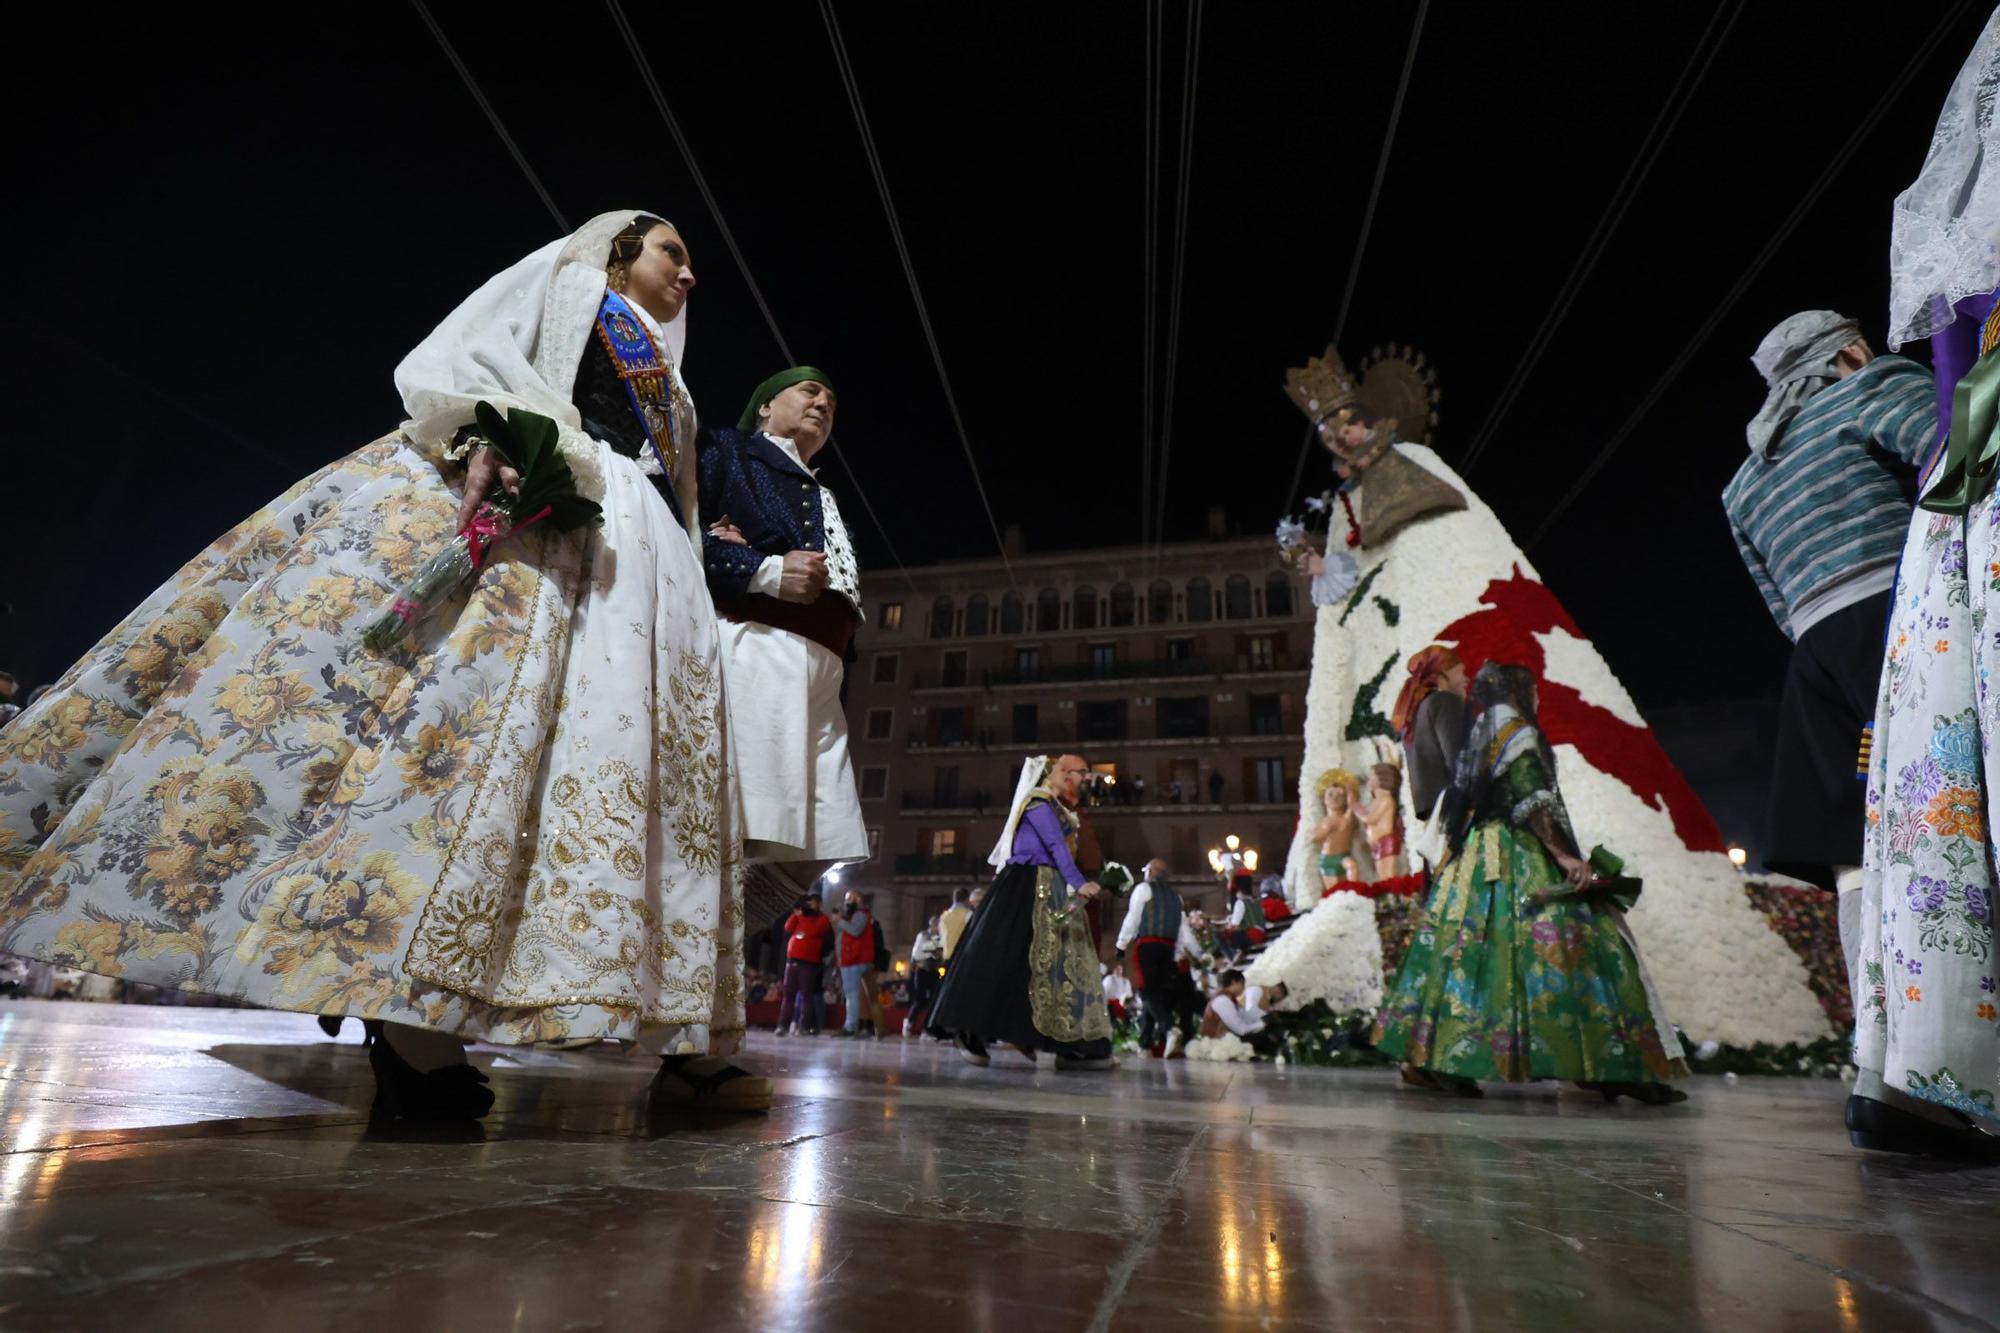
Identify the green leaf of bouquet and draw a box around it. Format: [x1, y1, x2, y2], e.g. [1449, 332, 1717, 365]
[473, 398, 508, 446]
[516, 409, 558, 476]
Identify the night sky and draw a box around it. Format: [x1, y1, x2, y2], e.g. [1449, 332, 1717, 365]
[6, 3, 1990, 852]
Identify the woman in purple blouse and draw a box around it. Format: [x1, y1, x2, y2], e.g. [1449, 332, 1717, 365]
[928, 755, 1116, 1070]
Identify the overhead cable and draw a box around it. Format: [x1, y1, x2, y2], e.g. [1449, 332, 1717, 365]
[1523, 1, 1975, 552]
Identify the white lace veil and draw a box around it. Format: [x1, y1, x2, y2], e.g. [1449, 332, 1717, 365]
[1888, 12, 2000, 349]
[393, 210, 698, 532]
[989, 756, 1052, 869]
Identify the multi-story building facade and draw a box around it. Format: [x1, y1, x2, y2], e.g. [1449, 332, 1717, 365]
[840, 527, 1311, 952]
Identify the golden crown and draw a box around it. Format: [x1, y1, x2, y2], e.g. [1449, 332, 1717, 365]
[1284, 344, 1361, 425]
[1285, 341, 1443, 445]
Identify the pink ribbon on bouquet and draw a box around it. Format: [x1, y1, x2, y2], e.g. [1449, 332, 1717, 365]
[461, 502, 553, 569]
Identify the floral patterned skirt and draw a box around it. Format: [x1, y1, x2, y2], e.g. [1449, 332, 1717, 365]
[1859, 503, 2000, 1122]
[0, 434, 742, 1051]
[1371, 819, 1682, 1083]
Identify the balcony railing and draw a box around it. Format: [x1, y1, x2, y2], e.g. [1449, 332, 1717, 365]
[905, 719, 1299, 751]
[900, 790, 998, 813]
[892, 854, 988, 878]
[985, 656, 1219, 687]
[910, 672, 980, 690]
[909, 655, 1306, 691]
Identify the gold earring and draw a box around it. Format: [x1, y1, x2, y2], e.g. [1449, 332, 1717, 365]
[607, 264, 628, 293]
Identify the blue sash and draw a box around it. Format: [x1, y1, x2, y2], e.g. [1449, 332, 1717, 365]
[593, 290, 687, 479]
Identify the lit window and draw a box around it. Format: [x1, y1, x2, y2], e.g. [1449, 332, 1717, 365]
[879, 602, 904, 630]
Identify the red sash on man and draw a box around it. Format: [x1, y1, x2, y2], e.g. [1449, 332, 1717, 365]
[1129, 937, 1175, 990]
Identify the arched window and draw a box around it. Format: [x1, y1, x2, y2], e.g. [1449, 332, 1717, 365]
[964, 593, 990, 637]
[1036, 587, 1062, 632]
[928, 594, 955, 639]
[1000, 590, 1024, 634]
[1109, 583, 1136, 627]
[1072, 585, 1099, 631]
[1185, 576, 1213, 623]
[1265, 570, 1294, 618]
[1148, 579, 1174, 624]
[1225, 574, 1253, 620]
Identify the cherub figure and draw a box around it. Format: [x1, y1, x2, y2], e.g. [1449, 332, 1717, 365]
[1364, 762, 1406, 880]
[1308, 778, 1363, 889]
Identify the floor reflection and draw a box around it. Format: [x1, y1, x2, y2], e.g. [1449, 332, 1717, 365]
[1, 1000, 1998, 1330]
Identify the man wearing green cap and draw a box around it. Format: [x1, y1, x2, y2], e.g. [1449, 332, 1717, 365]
[698, 368, 868, 884]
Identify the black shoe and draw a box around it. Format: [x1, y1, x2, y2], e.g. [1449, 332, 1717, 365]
[1054, 1054, 1117, 1071]
[1583, 1080, 1687, 1106]
[956, 1033, 991, 1067]
[1847, 1094, 2000, 1159]
[368, 1026, 493, 1123]
[317, 1015, 344, 1039]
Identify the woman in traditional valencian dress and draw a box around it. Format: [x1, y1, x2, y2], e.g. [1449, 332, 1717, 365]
[1372, 663, 1686, 1103]
[0, 210, 761, 1120]
[1846, 15, 2000, 1160]
[928, 755, 1115, 1070]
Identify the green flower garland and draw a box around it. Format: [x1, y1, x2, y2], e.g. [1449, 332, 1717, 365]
[1262, 1002, 1851, 1077]
[1345, 654, 1400, 742]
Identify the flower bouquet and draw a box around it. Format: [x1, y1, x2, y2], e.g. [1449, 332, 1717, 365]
[361, 402, 603, 653]
[1274, 515, 1320, 567]
[1276, 487, 1363, 570]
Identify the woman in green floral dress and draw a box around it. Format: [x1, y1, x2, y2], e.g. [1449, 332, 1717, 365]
[1373, 663, 1686, 1102]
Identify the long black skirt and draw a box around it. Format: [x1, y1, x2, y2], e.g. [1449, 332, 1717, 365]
[928, 864, 1111, 1057]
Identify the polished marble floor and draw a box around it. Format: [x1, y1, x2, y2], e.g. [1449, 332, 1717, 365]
[0, 1000, 1996, 1331]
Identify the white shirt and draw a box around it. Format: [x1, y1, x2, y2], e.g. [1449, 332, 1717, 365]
[1102, 973, 1134, 1005]
[745, 434, 861, 613]
[1115, 879, 1205, 960]
[1208, 986, 1267, 1037]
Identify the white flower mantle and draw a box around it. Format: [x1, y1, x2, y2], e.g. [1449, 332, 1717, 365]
[1185, 1031, 1255, 1062]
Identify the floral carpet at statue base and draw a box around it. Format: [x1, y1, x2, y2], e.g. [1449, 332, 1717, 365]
[3, 998, 1998, 1331]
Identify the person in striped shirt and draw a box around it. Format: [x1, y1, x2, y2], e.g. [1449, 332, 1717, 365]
[1723, 309, 1936, 894]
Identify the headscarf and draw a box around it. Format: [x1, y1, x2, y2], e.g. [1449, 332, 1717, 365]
[1440, 662, 1572, 858]
[1744, 311, 1863, 460]
[1389, 644, 1463, 741]
[393, 210, 699, 535]
[988, 756, 1053, 869]
[1889, 10, 2000, 350]
[738, 365, 835, 431]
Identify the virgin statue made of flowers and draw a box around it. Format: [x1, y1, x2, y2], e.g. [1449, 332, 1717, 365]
[0, 211, 764, 1120]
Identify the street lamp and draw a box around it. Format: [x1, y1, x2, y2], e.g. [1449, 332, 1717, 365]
[1209, 834, 1257, 881]
[1727, 847, 1748, 871]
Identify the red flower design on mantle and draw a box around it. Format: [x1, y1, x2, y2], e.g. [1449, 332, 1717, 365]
[1434, 569, 1726, 854]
